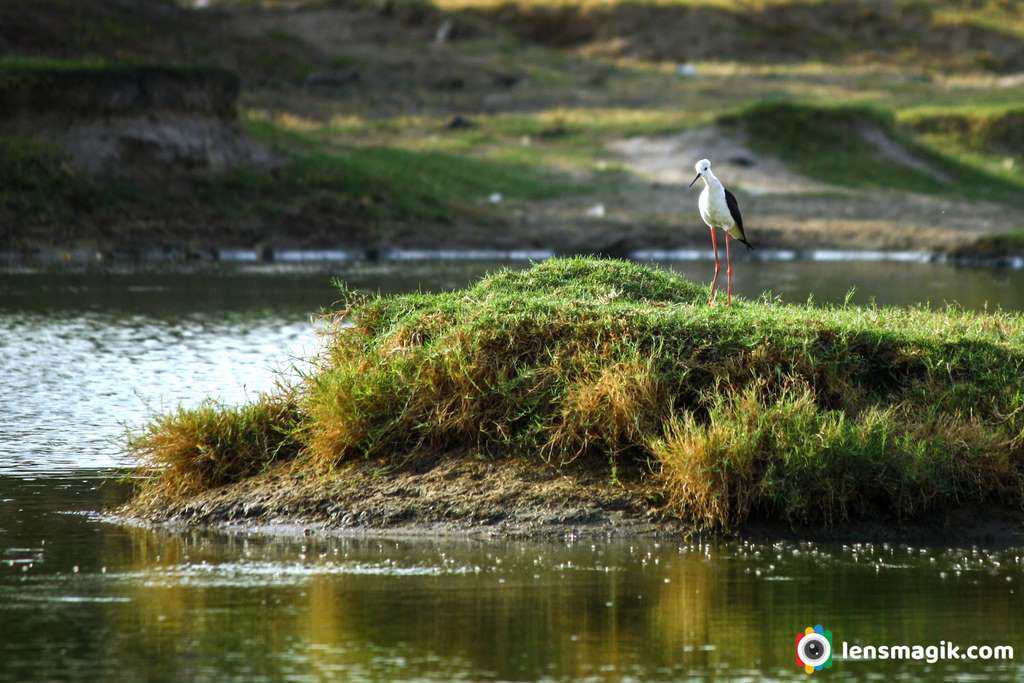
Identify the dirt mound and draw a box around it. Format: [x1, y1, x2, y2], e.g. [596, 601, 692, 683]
[0, 66, 271, 175]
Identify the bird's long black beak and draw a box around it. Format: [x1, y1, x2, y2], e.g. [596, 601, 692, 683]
[688, 173, 701, 188]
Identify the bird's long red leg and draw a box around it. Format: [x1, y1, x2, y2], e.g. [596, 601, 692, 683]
[708, 228, 720, 306]
[725, 233, 733, 306]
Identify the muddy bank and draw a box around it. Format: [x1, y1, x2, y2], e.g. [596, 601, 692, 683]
[122, 454, 684, 539]
[119, 455, 1024, 544]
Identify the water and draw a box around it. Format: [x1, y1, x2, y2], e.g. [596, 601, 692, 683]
[2, 261, 1024, 682]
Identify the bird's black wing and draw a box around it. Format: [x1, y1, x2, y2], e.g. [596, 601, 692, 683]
[724, 188, 753, 250]
[724, 188, 743, 232]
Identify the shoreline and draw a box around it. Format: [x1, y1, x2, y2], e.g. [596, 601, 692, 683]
[111, 464, 1024, 547]
[119, 456, 688, 542]
[3, 245, 1023, 271]
[108, 514, 1024, 546]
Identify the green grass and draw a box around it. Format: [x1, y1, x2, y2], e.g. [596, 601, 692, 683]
[997, 230, 1024, 248]
[6, 1, 1024, 255]
[0, 56, 114, 70]
[0, 137, 133, 222]
[1, 118, 584, 233]
[128, 258, 1024, 530]
[720, 101, 1024, 205]
[240, 120, 587, 222]
[128, 395, 302, 502]
[899, 105, 1024, 168]
[0, 58, 225, 76]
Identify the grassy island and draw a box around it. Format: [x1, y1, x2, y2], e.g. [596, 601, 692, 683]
[127, 259, 1024, 534]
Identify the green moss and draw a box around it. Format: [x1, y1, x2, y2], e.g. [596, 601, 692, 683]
[129, 258, 1024, 530]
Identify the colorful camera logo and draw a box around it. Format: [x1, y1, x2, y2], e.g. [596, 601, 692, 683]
[795, 624, 833, 674]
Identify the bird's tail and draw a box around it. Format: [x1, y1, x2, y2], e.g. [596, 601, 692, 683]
[729, 227, 753, 250]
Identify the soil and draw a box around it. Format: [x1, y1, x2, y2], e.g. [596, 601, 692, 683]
[119, 453, 1024, 545]
[123, 454, 683, 539]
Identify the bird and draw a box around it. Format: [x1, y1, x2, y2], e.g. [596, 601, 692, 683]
[689, 158, 753, 306]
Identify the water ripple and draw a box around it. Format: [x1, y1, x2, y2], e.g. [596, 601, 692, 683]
[0, 310, 316, 475]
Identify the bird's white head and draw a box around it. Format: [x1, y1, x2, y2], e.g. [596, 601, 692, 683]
[689, 158, 712, 188]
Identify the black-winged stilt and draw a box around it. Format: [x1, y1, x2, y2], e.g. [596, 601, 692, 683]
[689, 158, 753, 306]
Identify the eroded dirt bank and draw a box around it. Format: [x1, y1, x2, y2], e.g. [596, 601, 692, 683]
[0, 66, 271, 175]
[122, 455, 683, 538]
[119, 455, 1024, 545]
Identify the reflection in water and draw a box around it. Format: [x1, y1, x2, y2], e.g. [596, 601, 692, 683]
[2, 475, 1023, 682]
[2, 262, 1024, 682]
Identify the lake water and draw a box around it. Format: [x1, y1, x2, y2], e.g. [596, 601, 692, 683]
[2, 260, 1024, 682]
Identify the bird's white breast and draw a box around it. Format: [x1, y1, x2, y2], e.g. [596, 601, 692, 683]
[698, 184, 734, 230]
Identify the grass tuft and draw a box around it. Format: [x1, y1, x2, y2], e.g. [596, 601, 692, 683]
[128, 258, 1024, 530]
[653, 381, 1019, 528]
[128, 394, 302, 503]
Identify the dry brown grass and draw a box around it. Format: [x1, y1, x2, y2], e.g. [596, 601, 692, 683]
[128, 393, 301, 504]
[547, 355, 665, 464]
